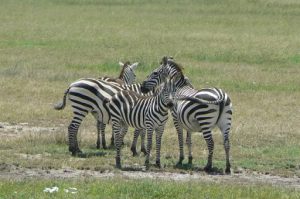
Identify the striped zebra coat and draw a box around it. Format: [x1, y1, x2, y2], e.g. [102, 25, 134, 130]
[141, 57, 233, 174]
[97, 62, 138, 148]
[108, 78, 176, 169]
[54, 62, 150, 155]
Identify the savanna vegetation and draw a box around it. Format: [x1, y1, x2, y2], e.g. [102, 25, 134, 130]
[0, 0, 299, 198]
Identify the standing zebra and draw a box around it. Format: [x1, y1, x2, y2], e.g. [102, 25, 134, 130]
[141, 57, 233, 174]
[97, 62, 137, 149]
[54, 62, 152, 155]
[108, 75, 176, 169]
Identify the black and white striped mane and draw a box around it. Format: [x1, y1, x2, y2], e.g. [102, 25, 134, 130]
[118, 61, 131, 79]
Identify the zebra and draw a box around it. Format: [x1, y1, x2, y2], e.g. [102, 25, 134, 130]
[108, 75, 176, 169]
[54, 62, 151, 155]
[140, 56, 233, 174]
[96, 62, 138, 149]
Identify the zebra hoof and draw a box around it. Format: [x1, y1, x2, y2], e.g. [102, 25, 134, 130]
[96, 144, 100, 149]
[130, 147, 138, 157]
[225, 167, 231, 174]
[145, 160, 150, 170]
[155, 161, 161, 168]
[188, 157, 193, 165]
[204, 165, 213, 173]
[175, 157, 184, 167]
[70, 148, 82, 156]
[141, 148, 147, 156]
[115, 157, 121, 169]
[175, 162, 183, 168]
[132, 152, 138, 157]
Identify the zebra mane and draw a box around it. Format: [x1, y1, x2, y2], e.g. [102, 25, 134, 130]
[169, 60, 184, 73]
[161, 56, 184, 75]
[165, 59, 185, 79]
[118, 61, 131, 79]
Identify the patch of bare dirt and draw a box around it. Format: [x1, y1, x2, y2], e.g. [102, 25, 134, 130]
[0, 122, 60, 138]
[0, 163, 299, 189]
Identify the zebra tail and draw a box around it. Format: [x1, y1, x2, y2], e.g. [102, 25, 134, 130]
[54, 88, 70, 110]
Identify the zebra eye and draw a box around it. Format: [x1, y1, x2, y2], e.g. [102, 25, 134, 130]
[153, 72, 158, 75]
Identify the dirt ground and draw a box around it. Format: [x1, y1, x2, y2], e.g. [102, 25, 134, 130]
[0, 163, 299, 189]
[0, 122, 300, 189]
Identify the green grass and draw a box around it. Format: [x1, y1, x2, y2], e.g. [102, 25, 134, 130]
[0, 0, 300, 196]
[0, 178, 299, 199]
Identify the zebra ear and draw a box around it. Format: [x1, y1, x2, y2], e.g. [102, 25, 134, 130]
[119, 62, 124, 67]
[130, 62, 139, 70]
[161, 56, 168, 65]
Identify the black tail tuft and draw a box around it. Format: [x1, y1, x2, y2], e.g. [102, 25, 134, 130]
[54, 88, 69, 110]
[54, 102, 65, 110]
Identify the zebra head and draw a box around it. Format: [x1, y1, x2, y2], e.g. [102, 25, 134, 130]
[119, 61, 139, 85]
[159, 73, 181, 108]
[141, 56, 183, 93]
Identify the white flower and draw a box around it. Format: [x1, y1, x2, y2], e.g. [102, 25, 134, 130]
[64, 187, 78, 194]
[43, 186, 59, 193]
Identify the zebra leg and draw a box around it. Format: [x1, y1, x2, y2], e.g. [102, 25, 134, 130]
[172, 112, 185, 166]
[96, 121, 107, 149]
[111, 126, 127, 147]
[203, 131, 214, 172]
[131, 129, 140, 156]
[110, 129, 115, 147]
[219, 122, 232, 174]
[145, 127, 154, 169]
[120, 126, 128, 145]
[224, 133, 231, 174]
[217, 101, 232, 174]
[96, 120, 101, 149]
[155, 127, 164, 168]
[186, 131, 193, 165]
[101, 123, 107, 149]
[112, 122, 122, 169]
[173, 116, 184, 166]
[140, 129, 147, 155]
[68, 120, 82, 156]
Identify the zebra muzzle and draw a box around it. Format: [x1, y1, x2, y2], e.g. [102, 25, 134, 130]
[166, 102, 174, 108]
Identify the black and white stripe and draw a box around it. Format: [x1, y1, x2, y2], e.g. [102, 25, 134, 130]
[54, 62, 151, 155]
[141, 57, 233, 173]
[108, 78, 176, 169]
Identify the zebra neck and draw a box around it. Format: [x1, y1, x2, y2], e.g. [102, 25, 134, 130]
[175, 75, 187, 87]
[156, 93, 169, 110]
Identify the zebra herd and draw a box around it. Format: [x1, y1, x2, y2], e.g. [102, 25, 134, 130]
[54, 56, 233, 173]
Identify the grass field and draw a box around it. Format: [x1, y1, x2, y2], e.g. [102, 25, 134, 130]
[0, 0, 300, 197]
[1, 178, 299, 199]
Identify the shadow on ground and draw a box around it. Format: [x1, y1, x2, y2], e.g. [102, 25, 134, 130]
[175, 163, 225, 175]
[75, 151, 107, 158]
